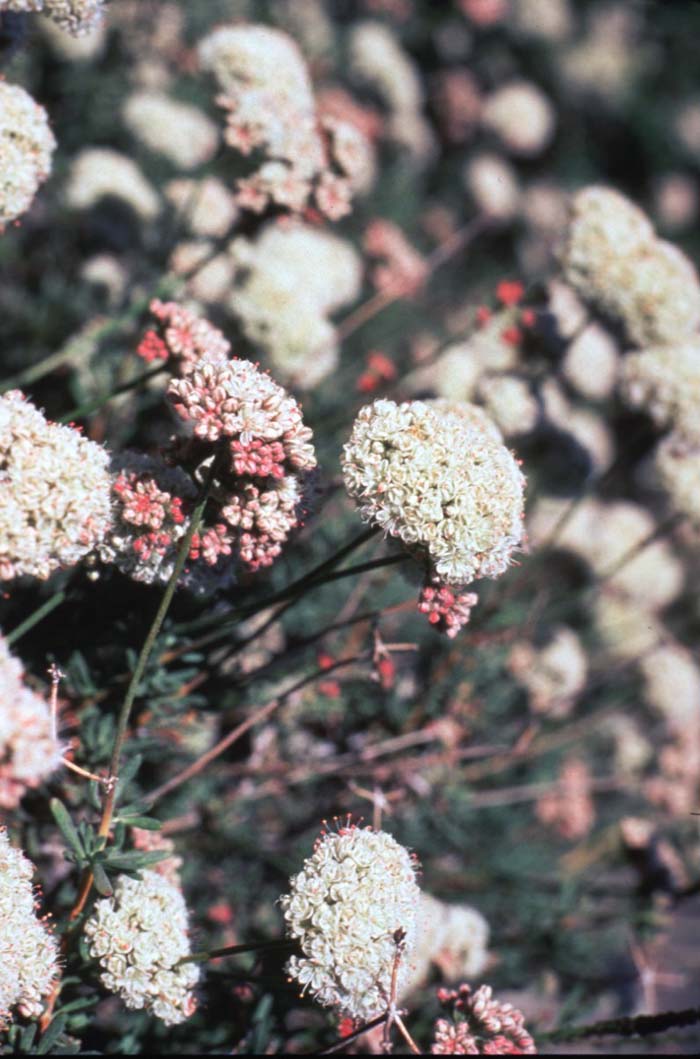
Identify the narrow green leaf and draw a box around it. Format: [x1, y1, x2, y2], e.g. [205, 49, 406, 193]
[50, 799, 85, 857]
[37, 1013, 67, 1055]
[92, 862, 113, 897]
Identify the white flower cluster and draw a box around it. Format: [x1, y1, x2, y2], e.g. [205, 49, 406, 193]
[476, 374, 539, 438]
[508, 625, 588, 717]
[403, 893, 489, 999]
[342, 399, 525, 586]
[621, 342, 700, 442]
[0, 634, 63, 808]
[123, 92, 219, 171]
[65, 148, 161, 220]
[0, 81, 56, 226]
[280, 825, 420, 1021]
[0, 0, 104, 36]
[0, 390, 112, 582]
[198, 24, 369, 218]
[463, 152, 519, 221]
[653, 432, 700, 525]
[562, 323, 619, 401]
[528, 496, 683, 612]
[640, 641, 700, 734]
[0, 829, 60, 1029]
[165, 177, 238, 239]
[561, 186, 700, 346]
[228, 221, 362, 389]
[482, 80, 556, 157]
[591, 590, 662, 662]
[84, 870, 199, 1026]
[349, 20, 434, 161]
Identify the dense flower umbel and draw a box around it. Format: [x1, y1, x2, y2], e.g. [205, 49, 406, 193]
[0, 391, 112, 581]
[280, 824, 420, 1021]
[561, 186, 700, 346]
[654, 432, 700, 524]
[342, 399, 525, 587]
[198, 24, 367, 219]
[84, 870, 199, 1026]
[620, 342, 700, 442]
[0, 829, 60, 1029]
[97, 453, 198, 585]
[133, 303, 316, 578]
[0, 1, 105, 36]
[418, 583, 479, 638]
[0, 634, 63, 808]
[0, 81, 56, 226]
[431, 984, 536, 1055]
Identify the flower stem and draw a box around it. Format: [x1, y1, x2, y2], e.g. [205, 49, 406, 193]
[68, 445, 224, 920]
[5, 588, 66, 646]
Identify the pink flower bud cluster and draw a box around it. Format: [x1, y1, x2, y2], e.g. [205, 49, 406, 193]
[137, 299, 231, 373]
[0, 634, 63, 809]
[432, 984, 536, 1055]
[112, 303, 317, 584]
[198, 25, 371, 220]
[364, 218, 429, 298]
[418, 583, 479, 638]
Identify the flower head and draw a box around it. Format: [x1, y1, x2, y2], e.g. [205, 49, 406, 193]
[0, 390, 112, 582]
[84, 870, 199, 1025]
[342, 399, 525, 586]
[280, 823, 420, 1021]
[432, 983, 536, 1055]
[0, 829, 60, 1030]
[561, 186, 700, 346]
[0, 81, 56, 226]
[0, 1, 105, 36]
[0, 634, 63, 807]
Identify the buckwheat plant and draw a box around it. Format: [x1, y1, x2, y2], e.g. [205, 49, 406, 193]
[431, 983, 536, 1055]
[0, 1, 105, 36]
[84, 870, 199, 1026]
[280, 824, 420, 1021]
[0, 634, 63, 808]
[0, 81, 56, 227]
[342, 398, 525, 633]
[0, 830, 60, 1030]
[0, 391, 112, 582]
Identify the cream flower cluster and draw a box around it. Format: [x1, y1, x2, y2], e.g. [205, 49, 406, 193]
[0, 390, 112, 582]
[653, 432, 700, 524]
[198, 24, 369, 219]
[123, 92, 219, 172]
[348, 20, 434, 161]
[280, 825, 420, 1021]
[476, 374, 539, 438]
[528, 496, 683, 612]
[0, 829, 60, 1029]
[65, 149, 161, 220]
[342, 399, 525, 587]
[403, 894, 489, 998]
[621, 342, 700, 442]
[0, 1, 104, 36]
[84, 870, 199, 1025]
[0, 634, 63, 808]
[228, 221, 362, 389]
[640, 641, 700, 734]
[561, 186, 700, 346]
[0, 81, 56, 226]
[508, 625, 588, 717]
[482, 80, 555, 157]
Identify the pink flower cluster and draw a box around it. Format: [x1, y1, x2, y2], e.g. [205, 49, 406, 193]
[364, 219, 429, 298]
[137, 299, 231, 373]
[535, 757, 595, 841]
[432, 984, 536, 1055]
[418, 583, 479, 638]
[114, 302, 318, 584]
[199, 27, 371, 220]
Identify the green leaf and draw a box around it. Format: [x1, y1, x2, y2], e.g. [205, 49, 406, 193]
[114, 754, 143, 803]
[92, 862, 113, 897]
[37, 1013, 68, 1055]
[118, 815, 162, 830]
[50, 799, 85, 857]
[103, 849, 169, 871]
